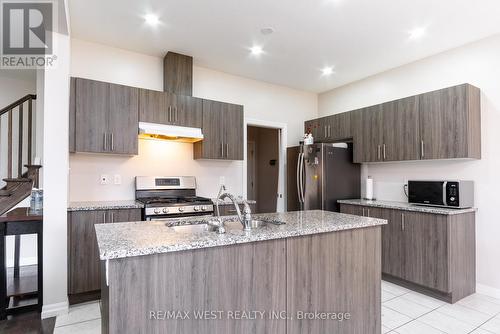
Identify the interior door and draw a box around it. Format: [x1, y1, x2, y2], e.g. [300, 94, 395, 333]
[74, 78, 109, 153]
[108, 84, 139, 155]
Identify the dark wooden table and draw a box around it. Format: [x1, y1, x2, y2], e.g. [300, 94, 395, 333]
[0, 207, 43, 320]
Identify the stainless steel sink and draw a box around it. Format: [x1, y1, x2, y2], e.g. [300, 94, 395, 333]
[170, 223, 216, 233]
[169, 218, 285, 234]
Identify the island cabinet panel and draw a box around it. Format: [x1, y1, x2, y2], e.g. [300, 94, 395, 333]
[105, 239, 287, 334]
[68, 208, 142, 300]
[286, 227, 381, 334]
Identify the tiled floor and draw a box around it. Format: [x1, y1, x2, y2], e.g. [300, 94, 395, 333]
[55, 281, 500, 334]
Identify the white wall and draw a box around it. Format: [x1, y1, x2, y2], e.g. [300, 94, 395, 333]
[318, 35, 500, 292]
[42, 32, 71, 318]
[69, 39, 317, 200]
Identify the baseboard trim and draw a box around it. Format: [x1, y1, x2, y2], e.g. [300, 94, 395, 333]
[477, 283, 500, 299]
[41, 300, 69, 319]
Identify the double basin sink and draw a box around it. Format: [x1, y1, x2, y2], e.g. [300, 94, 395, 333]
[169, 218, 285, 234]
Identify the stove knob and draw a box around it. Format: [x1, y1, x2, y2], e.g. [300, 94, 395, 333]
[178, 207, 185, 213]
[194, 206, 200, 212]
[449, 197, 456, 202]
[162, 208, 169, 214]
[153, 208, 161, 214]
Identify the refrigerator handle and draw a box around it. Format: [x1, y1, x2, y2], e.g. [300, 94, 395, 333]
[299, 153, 305, 203]
[296, 153, 302, 203]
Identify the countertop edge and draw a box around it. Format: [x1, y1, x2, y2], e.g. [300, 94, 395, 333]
[96, 211, 386, 260]
[67, 201, 144, 212]
[338, 199, 477, 215]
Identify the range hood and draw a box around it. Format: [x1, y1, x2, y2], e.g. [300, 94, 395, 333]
[138, 122, 203, 143]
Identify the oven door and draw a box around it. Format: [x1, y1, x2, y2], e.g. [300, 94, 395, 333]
[408, 181, 446, 206]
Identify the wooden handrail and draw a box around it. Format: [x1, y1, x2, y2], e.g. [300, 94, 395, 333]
[0, 94, 36, 116]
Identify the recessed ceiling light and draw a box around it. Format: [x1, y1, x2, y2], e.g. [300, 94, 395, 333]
[408, 27, 426, 40]
[260, 27, 275, 35]
[144, 14, 160, 26]
[321, 66, 334, 76]
[250, 45, 264, 56]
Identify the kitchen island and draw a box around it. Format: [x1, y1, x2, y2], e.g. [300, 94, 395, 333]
[96, 210, 386, 334]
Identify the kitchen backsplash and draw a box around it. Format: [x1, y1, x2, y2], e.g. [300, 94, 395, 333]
[69, 139, 243, 201]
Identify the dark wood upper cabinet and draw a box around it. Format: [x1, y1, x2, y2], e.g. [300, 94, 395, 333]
[419, 84, 481, 160]
[108, 84, 139, 155]
[381, 96, 420, 162]
[311, 83, 481, 163]
[138, 89, 203, 128]
[163, 52, 193, 96]
[71, 77, 139, 155]
[176, 95, 202, 128]
[353, 106, 383, 163]
[194, 99, 244, 160]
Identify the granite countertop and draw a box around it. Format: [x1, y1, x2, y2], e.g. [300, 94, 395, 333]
[95, 210, 386, 260]
[337, 199, 477, 215]
[67, 200, 144, 212]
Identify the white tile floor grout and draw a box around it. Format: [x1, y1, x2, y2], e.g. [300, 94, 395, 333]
[54, 280, 500, 334]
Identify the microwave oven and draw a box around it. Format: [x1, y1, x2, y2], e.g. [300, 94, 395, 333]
[408, 180, 474, 209]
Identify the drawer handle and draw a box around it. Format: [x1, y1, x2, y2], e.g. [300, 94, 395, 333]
[401, 213, 405, 231]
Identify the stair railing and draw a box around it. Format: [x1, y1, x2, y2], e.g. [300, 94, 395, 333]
[0, 94, 37, 181]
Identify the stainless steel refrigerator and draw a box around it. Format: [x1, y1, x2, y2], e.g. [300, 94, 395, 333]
[287, 143, 360, 212]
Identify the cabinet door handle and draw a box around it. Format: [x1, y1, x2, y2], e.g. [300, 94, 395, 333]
[329, 125, 332, 137]
[168, 106, 172, 123]
[221, 142, 224, 157]
[103, 212, 106, 224]
[103, 133, 107, 151]
[421, 140, 425, 158]
[110, 211, 114, 223]
[367, 208, 370, 217]
[324, 125, 327, 138]
[383, 144, 386, 160]
[175, 107, 178, 123]
[377, 145, 381, 160]
[362, 208, 365, 216]
[110, 133, 114, 151]
[226, 143, 229, 158]
[401, 213, 405, 231]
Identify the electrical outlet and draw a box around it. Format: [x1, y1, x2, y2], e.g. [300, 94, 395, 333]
[114, 174, 122, 185]
[100, 174, 109, 185]
[219, 176, 225, 186]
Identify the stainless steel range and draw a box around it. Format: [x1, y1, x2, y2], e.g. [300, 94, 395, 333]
[135, 176, 214, 220]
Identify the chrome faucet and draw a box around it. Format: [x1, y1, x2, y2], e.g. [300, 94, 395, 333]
[212, 185, 252, 233]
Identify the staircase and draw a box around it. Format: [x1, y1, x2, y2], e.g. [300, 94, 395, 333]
[0, 94, 40, 215]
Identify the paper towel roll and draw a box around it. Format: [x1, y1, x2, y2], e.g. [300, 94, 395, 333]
[365, 177, 374, 200]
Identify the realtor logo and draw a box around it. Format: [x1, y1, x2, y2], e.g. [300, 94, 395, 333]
[1, 1, 56, 68]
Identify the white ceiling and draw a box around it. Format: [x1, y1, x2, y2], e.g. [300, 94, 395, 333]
[69, 0, 500, 93]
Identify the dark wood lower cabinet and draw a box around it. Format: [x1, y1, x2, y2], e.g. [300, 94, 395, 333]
[340, 204, 475, 303]
[101, 227, 381, 334]
[67, 208, 142, 303]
